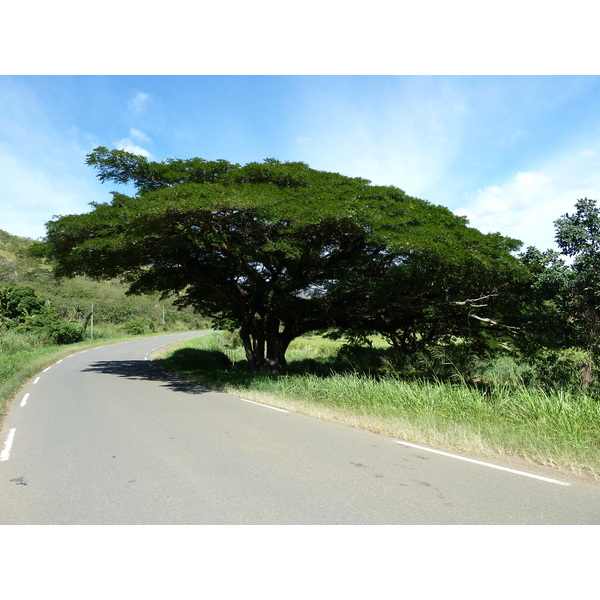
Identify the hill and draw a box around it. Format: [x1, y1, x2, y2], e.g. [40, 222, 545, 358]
[0, 229, 202, 334]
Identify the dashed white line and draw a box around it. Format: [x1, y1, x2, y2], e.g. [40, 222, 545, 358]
[396, 441, 570, 486]
[238, 398, 289, 413]
[43, 367, 51, 373]
[20, 393, 30, 407]
[33, 377, 40, 385]
[0, 429, 16, 461]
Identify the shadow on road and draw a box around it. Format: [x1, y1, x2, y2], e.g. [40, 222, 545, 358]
[81, 360, 212, 395]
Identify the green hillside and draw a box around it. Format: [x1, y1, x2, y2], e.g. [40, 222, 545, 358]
[0, 229, 203, 335]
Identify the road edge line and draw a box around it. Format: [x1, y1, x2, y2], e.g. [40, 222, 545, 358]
[396, 440, 571, 486]
[0, 428, 16, 462]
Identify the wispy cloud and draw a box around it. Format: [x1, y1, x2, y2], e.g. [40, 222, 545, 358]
[455, 147, 600, 251]
[128, 91, 150, 113]
[0, 79, 105, 239]
[286, 78, 474, 202]
[0, 142, 104, 239]
[115, 128, 152, 158]
[285, 77, 600, 251]
[130, 128, 151, 143]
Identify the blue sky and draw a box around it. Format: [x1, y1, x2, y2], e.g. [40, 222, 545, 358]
[3, 74, 600, 252]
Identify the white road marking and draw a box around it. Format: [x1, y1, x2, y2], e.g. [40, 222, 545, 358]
[56, 359, 63, 364]
[0, 429, 16, 461]
[33, 377, 40, 385]
[238, 398, 289, 413]
[396, 440, 571, 486]
[20, 393, 30, 407]
[43, 367, 51, 372]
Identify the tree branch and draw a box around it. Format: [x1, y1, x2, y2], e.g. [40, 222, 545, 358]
[468, 313, 521, 331]
[449, 293, 499, 307]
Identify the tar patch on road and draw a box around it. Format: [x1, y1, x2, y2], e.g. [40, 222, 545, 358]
[9, 476, 28, 486]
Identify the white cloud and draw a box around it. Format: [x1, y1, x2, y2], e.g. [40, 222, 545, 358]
[115, 137, 152, 158]
[115, 128, 153, 158]
[128, 91, 150, 113]
[455, 149, 600, 251]
[129, 128, 151, 142]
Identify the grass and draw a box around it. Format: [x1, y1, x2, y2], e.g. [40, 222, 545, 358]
[154, 332, 600, 481]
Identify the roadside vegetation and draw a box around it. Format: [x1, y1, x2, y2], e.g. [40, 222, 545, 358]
[155, 331, 600, 480]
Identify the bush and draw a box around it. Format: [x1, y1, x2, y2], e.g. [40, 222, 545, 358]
[43, 320, 84, 345]
[473, 354, 538, 388]
[532, 348, 597, 394]
[122, 316, 155, 335]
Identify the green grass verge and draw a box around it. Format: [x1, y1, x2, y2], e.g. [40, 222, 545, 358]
[154, 332, 600, 481]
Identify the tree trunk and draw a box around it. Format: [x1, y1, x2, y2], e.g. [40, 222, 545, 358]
[238, 317, 293, 373]
[239, 323, 264, 369]
[264, 316, 290, 373]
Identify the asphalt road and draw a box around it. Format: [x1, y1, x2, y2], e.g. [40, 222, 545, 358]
[1, 331, 599, 524]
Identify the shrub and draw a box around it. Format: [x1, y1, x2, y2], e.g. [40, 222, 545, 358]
[472, 354, 536, 388]
[42, 320, 84, 345]
[532, 348, 597, 394]
[122, 316, 155, 335]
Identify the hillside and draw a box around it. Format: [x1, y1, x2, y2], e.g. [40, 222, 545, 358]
[0, 229, 202, 333]
[0, 229, 43, 281]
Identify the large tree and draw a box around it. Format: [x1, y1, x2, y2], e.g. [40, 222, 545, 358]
[41, 147, 524, 371]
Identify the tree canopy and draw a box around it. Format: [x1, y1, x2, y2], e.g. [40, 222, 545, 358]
[553, 198, 600, 355]
[41, 147, 525, 371]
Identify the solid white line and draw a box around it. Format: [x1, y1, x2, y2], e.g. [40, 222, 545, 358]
[0, 429, 16, 461]
[33, 377, 40, 385]
[238, 398, 289, 413]
[20, 393, 30, 407]
[396, 441, 571, 486]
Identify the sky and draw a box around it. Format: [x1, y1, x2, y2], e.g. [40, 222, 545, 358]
[2, 75, 600, 253]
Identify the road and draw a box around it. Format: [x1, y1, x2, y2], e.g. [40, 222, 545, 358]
[1, 331, 599, 524]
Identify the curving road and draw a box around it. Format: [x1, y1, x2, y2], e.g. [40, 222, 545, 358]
[1, 331, 599, 524]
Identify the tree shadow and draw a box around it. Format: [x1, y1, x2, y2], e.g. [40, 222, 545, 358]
[81, 359, 212, 395]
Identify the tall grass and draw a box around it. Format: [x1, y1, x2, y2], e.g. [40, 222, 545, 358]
[155, 332, 600, 479]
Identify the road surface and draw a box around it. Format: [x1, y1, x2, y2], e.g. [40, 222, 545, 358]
[1, 331, 599, 524]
